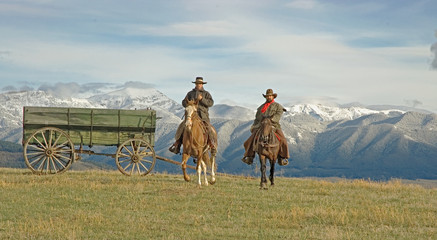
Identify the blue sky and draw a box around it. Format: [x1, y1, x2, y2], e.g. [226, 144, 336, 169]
[1, 0, 436, 111]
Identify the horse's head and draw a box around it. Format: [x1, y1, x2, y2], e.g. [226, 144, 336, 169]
[185, 98, 198, 130]
[259, 117, 274, 144]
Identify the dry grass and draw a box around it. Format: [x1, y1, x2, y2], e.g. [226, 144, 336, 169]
[0, 168, 436, 239]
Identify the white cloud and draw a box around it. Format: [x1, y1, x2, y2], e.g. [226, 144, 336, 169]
[285, 0, 319, 9]
[431, 31, 437, 70]
[126, 20, 238, 37]
[0, 2, 59, 17]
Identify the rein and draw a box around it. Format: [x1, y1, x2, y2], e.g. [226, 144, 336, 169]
[254, 120, 279, 149]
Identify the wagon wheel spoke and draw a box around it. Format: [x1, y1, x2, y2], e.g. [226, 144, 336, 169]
[139, 147, 151, 155]
[54, 141, 72, 150]
[136, 163, 141, 175]
[129, 163, 135, 175]
[48, 129, 53, 148]
[138, 161, 149, 172]
[137, 142, 143, 153]
[45, 156, 51, 173]
[118, 158, 131, 164]
[141, 159, 154, 164]
[31, 135, 46, 150]
[51, 133, 63, 148]
[41, 131, 49, 149]
[118, 153, 130, 158]
[30, 155, 45, 168]
[123, 162, 133, 171]
[26, 151, 46, 156]
[137, 144, 146, 153]
[130, 141, 140, 154]
[34, 156, 46, 170]
[53, 152, 69, 164]
[49, 157, 58, 173]
[139, 151, 153, 157]
[55, 153, 73, 162]
[36, 156, 47, 172]
[28, 144, 45, 152]
[52, 155, 67, 169]
[122, 145, 134, 156]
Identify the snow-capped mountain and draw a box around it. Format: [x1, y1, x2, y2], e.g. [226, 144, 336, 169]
[1, 85, 437, 179]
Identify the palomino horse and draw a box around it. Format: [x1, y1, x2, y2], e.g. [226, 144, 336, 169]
[181, 99, 216, 187]
[254, 117, 280, 189]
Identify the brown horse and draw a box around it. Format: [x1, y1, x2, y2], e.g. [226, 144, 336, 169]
[181, 99, 216, 187]
[254, 117, 280, 189]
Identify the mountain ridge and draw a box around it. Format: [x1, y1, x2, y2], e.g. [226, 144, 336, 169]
[1, 85, 436, 179]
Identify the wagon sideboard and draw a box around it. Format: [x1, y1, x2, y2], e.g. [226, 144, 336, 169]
[23, 106, 156, 147]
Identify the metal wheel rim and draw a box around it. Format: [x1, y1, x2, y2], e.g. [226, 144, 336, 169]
[116, 139, 156, 176]
[23, 127, 74, 175]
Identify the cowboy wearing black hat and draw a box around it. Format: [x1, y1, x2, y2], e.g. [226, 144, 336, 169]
[241, 89, 289, 166]
[169, 77, 217, 154]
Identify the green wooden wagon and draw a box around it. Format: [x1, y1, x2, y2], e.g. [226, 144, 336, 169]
[22, 106, 187, 176]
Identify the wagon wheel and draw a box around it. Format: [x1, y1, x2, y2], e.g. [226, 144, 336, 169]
[23, 127, 75, 175]
[116, 138, 156, 176]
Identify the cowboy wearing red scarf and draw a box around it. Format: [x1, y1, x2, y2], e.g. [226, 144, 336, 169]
[242, 89, 290, 166]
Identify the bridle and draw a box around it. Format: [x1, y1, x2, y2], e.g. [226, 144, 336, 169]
[258, 118, 279, 148]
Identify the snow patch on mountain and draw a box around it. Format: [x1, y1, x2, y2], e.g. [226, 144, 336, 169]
[209, 104, 255, 121]
[88, 87, 184, 123]
[285, 103, 405, 121]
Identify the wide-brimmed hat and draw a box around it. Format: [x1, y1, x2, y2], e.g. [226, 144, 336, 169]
[192, 77, 207, 84]
[263, 89, 277, 98]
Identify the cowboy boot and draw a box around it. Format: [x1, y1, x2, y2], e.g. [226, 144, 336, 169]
[168, 140, 181, 154]
[278, 157, 289, 166]
[241, 156, 254, 165]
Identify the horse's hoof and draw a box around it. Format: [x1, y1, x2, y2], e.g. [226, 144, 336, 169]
[259, 183, 268, 190]
[209, 179, 216, 185]
[184, 175, 191, 182]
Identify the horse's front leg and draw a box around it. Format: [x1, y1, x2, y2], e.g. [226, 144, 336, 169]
[259, 155, 268, 190]
[182, 153, 191, 182]
[269, 159, 275, 186]
[209, 151, 216, 185]
[196, 153, 205, 187]
[201, 158, 208, 187]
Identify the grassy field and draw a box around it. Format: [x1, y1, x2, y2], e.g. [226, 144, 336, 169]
[0, 168, 436, 240]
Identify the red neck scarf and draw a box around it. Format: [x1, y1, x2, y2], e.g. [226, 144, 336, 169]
[261, 99, 274, 113]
